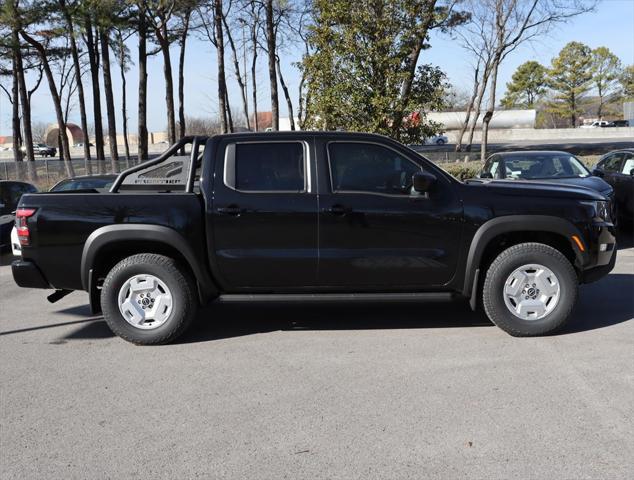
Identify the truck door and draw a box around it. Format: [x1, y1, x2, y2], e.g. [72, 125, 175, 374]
[315, 139, 463, 289]
[210, 137, 318, 290]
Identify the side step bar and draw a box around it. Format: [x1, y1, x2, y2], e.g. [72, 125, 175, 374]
[216, 292, 455, 303]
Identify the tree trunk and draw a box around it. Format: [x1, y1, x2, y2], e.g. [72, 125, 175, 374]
[13, 28, 36, 180]
[265, 0, 278, 130]
[138, 11, 149, 161]
[178, 11, 191, 140]
[251, 32, 259, 131]
[571, 91, 576, 127]
[225, 89, 234, 132]
[156, 20, 176, 144]
[276, 56, 295, 130]
[100, 29, 119, 172]
[11, 47, 22, 178]
[214, 0, 228, 133]
[455, 63, 481, 153]
[21, 32, 74, 177]
[223, 15, 249, 129]
[85, 17, 105, 169]
[61, 0, 91, 174]
[118, 52, 131, 166]
[480, 59, 500, 162]
[465, 76, 489, 152]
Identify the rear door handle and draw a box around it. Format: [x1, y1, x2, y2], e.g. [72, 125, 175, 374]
[327, 204, 350, 215]
[217, 205, 244, 216]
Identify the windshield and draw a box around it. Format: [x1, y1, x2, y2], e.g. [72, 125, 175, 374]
[500, 154, 590, 180]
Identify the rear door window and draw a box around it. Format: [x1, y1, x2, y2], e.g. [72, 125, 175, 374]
[225, 142, 307, 192]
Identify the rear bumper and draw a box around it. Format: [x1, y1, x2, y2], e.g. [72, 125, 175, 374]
[12, 260, 50, 289]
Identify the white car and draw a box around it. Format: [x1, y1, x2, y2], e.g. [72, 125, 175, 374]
[11, 226, 21, 256]
[425, 135, 449, 145]
[580, 121, 612, 128]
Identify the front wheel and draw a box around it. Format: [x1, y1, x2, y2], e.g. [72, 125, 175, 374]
[482, 243, 578, 336]
[101, 253, 198, 345]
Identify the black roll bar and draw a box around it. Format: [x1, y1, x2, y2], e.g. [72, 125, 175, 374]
[109, 136, 209, 193]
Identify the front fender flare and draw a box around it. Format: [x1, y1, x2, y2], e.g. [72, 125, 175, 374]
[462, 215, 586, 298]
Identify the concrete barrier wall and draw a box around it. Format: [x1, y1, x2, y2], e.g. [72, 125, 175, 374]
[446, 127, 634, 143]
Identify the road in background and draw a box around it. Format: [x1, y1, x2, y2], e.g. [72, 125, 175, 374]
[411, 138, 634, 156]
[1, 232, 633, 479]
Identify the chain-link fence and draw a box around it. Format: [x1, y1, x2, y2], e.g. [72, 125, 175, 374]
[0, 158, 144, 190]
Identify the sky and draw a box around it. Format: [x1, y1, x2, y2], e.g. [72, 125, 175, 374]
[1, 0, 633, 137]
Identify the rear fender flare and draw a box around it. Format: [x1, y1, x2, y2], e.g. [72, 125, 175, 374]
[81, 224, 217, 303]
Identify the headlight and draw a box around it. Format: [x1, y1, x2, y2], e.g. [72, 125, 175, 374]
[582, 200, 610, 222]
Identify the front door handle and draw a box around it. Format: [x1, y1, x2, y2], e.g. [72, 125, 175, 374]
[217, 205, 244, 216]
[327, 204, 350, 215]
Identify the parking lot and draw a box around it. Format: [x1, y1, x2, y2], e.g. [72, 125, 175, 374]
[1, 237, 633, 479]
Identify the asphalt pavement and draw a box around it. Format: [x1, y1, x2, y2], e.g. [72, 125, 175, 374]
[1, 237, 633, 479]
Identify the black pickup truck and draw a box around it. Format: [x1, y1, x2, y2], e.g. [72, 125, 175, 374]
[12, 132, 616, 344]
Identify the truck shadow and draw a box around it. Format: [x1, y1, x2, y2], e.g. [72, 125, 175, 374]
[179, 272, 633, 344]
[54, 273, 633, 343]
[181, 300, 492, 344]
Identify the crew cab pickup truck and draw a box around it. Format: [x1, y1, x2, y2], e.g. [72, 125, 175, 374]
[12, 133, 617, 344]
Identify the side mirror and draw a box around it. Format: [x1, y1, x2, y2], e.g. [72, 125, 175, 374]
[630, 168, 634, 176]
[592, 169, 604, 178]
[412, 171, 437, 193]
[480, 171, 493, 179]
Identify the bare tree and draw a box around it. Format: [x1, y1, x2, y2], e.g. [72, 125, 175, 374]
[457, 0, 596, 161]
[58, 0, 91, 172]
[114, 27, 133, 165]
[100, 27, 120, 170]
[177, 7, 193, 141]
[223, 2, 250, 129]
[196, 0, 231, 133]
[264, 0, 278, 130]
[143, 1, 179, 144]
[83, 15, 106, 166]
[20, 30, 75, 177]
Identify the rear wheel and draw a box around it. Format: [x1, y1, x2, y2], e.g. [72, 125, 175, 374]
[101, 253, 198, 345]
[482, 243, 577, 336]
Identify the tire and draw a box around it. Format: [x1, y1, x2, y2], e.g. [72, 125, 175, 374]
[482, 242, 577, 337]
[436, 138, 446, 145]
[101, 253, 198, 345]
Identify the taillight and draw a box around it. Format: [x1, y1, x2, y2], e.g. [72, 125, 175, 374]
[15, 208, 36, 246]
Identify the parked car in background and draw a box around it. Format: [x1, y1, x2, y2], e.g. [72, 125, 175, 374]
[592, 149, 634, 226]
[74, 142, 94, 148]
[50, 174, 117, 192]
[11, 175, 117, 256]
[0, 181, 38, 251]
[425, 134, 449, 145]
[479, 151, 616, 221]
[611, 120, 630, 127]
[20, 143, 57, 157]
[580, 120, 613, 128]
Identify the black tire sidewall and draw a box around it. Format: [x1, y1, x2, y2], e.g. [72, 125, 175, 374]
[484, 245, 577, 336]
[101, 256, 195, 344]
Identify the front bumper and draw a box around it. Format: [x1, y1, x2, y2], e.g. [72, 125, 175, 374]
[582, 246, 617, 284]
[12, 260, 50, 289]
